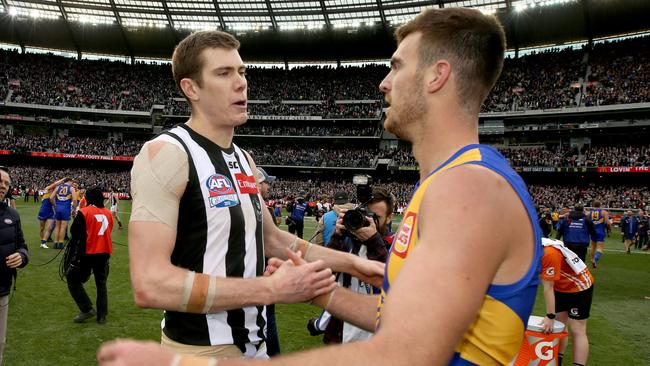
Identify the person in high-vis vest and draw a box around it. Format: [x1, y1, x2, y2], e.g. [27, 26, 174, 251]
[540, 238, 594, 366]
[98, 8, 543, 366]
[65, 188, 114, 324]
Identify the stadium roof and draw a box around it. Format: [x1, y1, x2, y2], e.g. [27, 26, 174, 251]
[0, 0, 648, 61]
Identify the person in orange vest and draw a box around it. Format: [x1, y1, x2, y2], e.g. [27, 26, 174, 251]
[64, 187, 114, 325]
[540, 238, 594, 366]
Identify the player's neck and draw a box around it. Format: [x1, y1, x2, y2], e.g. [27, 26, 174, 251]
[185, 115, 234, 149]
[413, 114, 479, 182]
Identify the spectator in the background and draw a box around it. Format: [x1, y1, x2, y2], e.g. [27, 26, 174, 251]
[0, 166, 29, 364]
[620, 210, 638, 254]
[555, 204, 595, 261]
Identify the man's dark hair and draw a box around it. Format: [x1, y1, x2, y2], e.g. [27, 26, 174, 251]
[86, 188, 105, 208]
[369, 188, 395, 215]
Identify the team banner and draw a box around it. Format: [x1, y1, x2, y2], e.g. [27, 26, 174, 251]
[102, 192, 131, 200]
[515, 167, 591, 173]
[596, 166, 650, 173]
[28, 152, 134, 161]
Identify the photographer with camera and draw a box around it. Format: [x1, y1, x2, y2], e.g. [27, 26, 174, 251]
[309, 187, 395, 344]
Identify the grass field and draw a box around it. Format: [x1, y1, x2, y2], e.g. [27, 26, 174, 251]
[5, 199, 650, 365]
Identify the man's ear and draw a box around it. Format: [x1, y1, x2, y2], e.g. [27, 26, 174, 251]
[179, 78, 199, 102]
[426, 60, 452, 93]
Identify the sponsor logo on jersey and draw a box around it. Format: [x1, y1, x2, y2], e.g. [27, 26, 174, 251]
[392, 212, 416, 258]
[235, 173, 259, 195]
[205, 174, 239, 208]
[3, 219, 12, 225]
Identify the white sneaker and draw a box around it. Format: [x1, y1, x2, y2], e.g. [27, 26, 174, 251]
[40, 243, 49, 249]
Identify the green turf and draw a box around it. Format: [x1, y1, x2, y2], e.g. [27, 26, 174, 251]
[5, 200, 650, 365]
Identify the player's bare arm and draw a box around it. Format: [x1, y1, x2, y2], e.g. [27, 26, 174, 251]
[243, 150, 385, 288]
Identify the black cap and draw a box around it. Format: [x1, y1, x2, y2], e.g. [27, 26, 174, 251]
[334, 191, 348, 205]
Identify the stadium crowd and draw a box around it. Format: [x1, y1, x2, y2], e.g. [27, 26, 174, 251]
[529, 184, 650, 210]
[383, 145, 650, 168]
[245, 145, 378, 168]
[1, 134, 144, 157]
[483, 47, 584, 112]
[235, 124, 379, 137]
[3, 165, 648, 211]
[2, 35, 649, 114]
[584, 36, 650, 106]
[6, 166, 130, 193]
[3, 132, 649, 169]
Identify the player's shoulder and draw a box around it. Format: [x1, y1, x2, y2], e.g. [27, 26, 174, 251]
[421, 163, 515, 208]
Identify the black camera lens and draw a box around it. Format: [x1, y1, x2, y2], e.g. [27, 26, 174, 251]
[343, 209, 366, 231]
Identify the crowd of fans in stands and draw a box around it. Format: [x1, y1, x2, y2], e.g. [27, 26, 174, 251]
[2, 35, 649, 115]
[245, 145, 378, 168]
[483, 47, 584, 112]
[3, 131, 649, 169]
[1, 134, 145, 157]
[4, 165, 648, 211]
[235, 123, 379, 137]
[529, 184, 650, 210]
[584, 36, 650, 106]
[7, 166, 130, 193]
[383, 145, 650, 168]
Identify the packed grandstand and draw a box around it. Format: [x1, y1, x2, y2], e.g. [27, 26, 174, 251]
[1, 21, 650, 215]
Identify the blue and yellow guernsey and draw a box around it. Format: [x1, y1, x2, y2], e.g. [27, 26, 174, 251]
[377, 144, 542, 365]
[55, 183, 73, 204]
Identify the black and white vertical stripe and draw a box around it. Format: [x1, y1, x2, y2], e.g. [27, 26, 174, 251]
[157, 124, 265, 350]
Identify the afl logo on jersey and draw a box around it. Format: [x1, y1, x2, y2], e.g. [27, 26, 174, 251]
[3, 219, 12, 225]
[205, 174, 239, 208]
[392, 212, 416, 258]
[545, 267, 555, 277]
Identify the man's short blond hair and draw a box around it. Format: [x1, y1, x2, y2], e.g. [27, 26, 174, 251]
[396, 8, 506, 115]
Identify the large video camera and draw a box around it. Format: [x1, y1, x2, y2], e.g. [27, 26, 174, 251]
[342, 175, 378, 232]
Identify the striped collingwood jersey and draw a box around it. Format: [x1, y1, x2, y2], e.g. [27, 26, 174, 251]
[157, 125, 266, 350]
[377, 144, 543, 366]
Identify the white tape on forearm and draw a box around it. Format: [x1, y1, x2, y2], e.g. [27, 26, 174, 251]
[170, 354, 182, 366]
[325, 288, 336, 311]
[288, 236, 299, 252]
[180, 271, 195, 312]
[202, 275, 217, 314]
[304, 242, 314, 261]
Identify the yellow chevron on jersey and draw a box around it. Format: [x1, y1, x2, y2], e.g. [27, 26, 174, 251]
[454, 296, 524, 365]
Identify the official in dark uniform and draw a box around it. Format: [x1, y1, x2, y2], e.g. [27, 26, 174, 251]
[0, 166, 29, 364]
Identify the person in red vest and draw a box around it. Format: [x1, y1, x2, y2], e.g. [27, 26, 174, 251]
[65, 187, 114, 325]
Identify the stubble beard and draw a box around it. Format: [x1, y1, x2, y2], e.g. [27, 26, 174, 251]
[384, 81, 427, 143]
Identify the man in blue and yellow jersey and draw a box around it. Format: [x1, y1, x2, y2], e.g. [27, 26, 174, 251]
[98, 7, 543, 366]
[587, 200, 610, 268]
[37, 177, 67, 249]
[51, 178, 78, 250]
